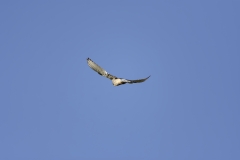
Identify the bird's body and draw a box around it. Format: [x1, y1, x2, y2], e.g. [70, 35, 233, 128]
[112, 78, 124, 86]
[87, 58, 150, 86]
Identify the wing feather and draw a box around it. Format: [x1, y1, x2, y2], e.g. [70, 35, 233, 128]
[87, 58, 117, 80]
[125, 76, 151, 84]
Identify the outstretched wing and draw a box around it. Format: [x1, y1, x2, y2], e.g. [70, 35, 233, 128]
[123, 76, 151, 84]
[87, 58, 117, 80]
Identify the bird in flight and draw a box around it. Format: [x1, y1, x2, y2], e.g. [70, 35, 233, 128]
[87, 58, 150, 86]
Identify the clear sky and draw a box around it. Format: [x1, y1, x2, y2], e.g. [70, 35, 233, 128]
[0, 1, 239, 159]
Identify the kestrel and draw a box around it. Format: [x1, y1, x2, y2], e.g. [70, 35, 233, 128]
[87, 58, 150, 86]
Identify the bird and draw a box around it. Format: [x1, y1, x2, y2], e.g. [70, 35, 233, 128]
[87, 58, 150, 86]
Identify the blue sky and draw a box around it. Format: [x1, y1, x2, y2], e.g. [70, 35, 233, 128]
[0, 1, 239, 159]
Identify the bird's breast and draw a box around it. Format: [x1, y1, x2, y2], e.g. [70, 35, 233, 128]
[112, 79, 122, 86]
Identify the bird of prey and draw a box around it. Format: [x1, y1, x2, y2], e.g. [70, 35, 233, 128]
[87, 58, 150, 86]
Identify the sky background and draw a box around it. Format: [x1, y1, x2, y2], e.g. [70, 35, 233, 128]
[0, 1, 240, 159]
